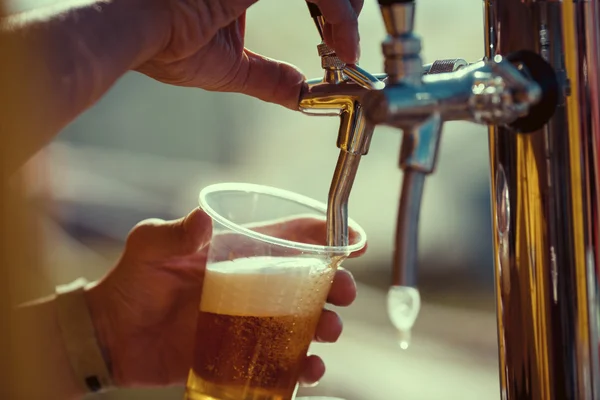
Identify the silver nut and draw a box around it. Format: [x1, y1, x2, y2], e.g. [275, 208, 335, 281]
[322, 55, 346, 69]
[317, 43, 336, 57]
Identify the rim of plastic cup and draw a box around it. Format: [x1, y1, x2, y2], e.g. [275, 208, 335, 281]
[199, 182, 367, 256]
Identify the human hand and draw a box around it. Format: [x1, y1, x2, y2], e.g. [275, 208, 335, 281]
[138, 0, 363, 109]
[85, 207, 366, 388]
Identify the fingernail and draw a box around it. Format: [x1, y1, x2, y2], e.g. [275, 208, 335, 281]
[301, 380, 320, 388]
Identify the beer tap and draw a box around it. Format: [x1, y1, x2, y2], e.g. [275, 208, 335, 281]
[299, 1, 385, 248]
[360, 0, 558, 344]
[302, 0, 557, 346]
[301, 0, 600, 398]
[300, 2, 474, 251]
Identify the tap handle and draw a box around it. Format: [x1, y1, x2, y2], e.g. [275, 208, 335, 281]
[344, 64, 386, 90]
[378, 0, 416, 35]
[306, 1, 322, 17]
[306, 1, 326, 40]
[305, 1, 384, 90]
[378, 0, 414, 4]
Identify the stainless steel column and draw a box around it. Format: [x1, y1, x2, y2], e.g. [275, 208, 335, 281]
[485, 0, 600, 398]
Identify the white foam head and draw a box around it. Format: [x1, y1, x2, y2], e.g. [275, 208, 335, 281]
[200, 256, 335, 317]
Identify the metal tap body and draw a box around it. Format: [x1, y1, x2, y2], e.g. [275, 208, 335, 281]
[484, 1, 600, 398]
[299, 67, 385, 248]
[300, 0, 600, 397]
[364, 0, 600, 399]
[300, 1, 388, 248]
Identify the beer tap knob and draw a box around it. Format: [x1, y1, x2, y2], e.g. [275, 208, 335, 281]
[306, 1, 326, 39]
[304, 1, 385, 89]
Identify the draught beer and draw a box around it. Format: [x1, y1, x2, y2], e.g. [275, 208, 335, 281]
[185, 256, 335, 400]
[187, 183, 367, 400]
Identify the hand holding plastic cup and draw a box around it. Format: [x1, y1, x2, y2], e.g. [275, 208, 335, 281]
[184, 183, 366, 400]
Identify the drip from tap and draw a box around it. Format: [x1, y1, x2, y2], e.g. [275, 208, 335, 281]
[387, 285, 421, 349]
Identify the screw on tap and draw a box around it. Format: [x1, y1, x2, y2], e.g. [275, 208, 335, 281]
[304, 1, 385, 90]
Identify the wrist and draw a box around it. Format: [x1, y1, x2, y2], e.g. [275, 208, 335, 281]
[84, 281, 118, 384]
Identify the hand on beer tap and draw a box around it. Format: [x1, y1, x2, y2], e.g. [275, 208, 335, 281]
[2, 0, 364, 169]
[136, 0, 363, 110]
[84, 207, 366, 389]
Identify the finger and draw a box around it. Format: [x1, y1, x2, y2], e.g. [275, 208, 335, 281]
[257, 217, 366, 258]
[125, 208, 212, 261]
[210, 217, 366, 260]
[321, 0, 362, 52]
[349, 0, 364, 15]
[220, 49, 307, 110]
[314, 309, 343, 342]
[309, 0, 360, 63]
[323, 22, 334, 49]
[299, 354, 326, 386]
[202, 0, 258, 31]
[348, 240, 367, 258]
[327, 268, 357, 306]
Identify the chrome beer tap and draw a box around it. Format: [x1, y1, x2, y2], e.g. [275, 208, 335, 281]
[358, 0, 600, 399]
[300, 2, 471, 249]
[303, 0, 600, 396]
[299, 1, 385, 248]
[362, 0, 552, 299]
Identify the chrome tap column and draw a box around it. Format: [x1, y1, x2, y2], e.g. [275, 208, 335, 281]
[485, 1, 600, 398]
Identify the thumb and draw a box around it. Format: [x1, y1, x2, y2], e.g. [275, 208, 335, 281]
[124, 208, 213, 261]
[223, 49, 307, 110]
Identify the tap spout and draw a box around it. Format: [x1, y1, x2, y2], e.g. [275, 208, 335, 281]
[326, 106, 375, 247]
[392, 114, 442, 287]
[327, 151, 362, 247]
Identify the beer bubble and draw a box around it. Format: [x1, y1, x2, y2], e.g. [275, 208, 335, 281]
[187, 256, 337, 400]
[387, 285, 421, 350]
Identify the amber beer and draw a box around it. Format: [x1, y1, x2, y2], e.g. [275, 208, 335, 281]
[185, 256, 335, 400]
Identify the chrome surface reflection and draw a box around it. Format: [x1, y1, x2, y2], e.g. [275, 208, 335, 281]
[486, 0, 600, 398]
[300, 0, 600, 398]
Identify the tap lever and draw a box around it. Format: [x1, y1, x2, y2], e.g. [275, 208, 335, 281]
[304, 2, 384, 89]
[305, 1, 326, 40]
[306, 1, 322, 17]
[344, 64, 386, 90]
[378, 0, 415, 4]
[379, 0, 416, 37]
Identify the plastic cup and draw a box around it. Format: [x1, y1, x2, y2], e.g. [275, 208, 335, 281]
[184, 183, 366, 400]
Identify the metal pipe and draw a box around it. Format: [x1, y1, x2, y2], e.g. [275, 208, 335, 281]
[326, 151, 362, 247]
[392, 169, 424, 287]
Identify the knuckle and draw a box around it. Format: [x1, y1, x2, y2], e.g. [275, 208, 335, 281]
[128, 218, 164, 237]
[125, 218, 165, 247]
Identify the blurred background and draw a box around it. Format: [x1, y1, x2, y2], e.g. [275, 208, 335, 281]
[20, 0, 501, 398]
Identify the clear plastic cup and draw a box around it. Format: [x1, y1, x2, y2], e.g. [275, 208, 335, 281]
[184, 183, 366, 400]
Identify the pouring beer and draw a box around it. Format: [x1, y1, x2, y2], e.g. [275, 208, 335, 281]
[184, 183, 366, 400]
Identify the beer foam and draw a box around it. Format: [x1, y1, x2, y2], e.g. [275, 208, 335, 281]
[200, 256, 336, 317]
